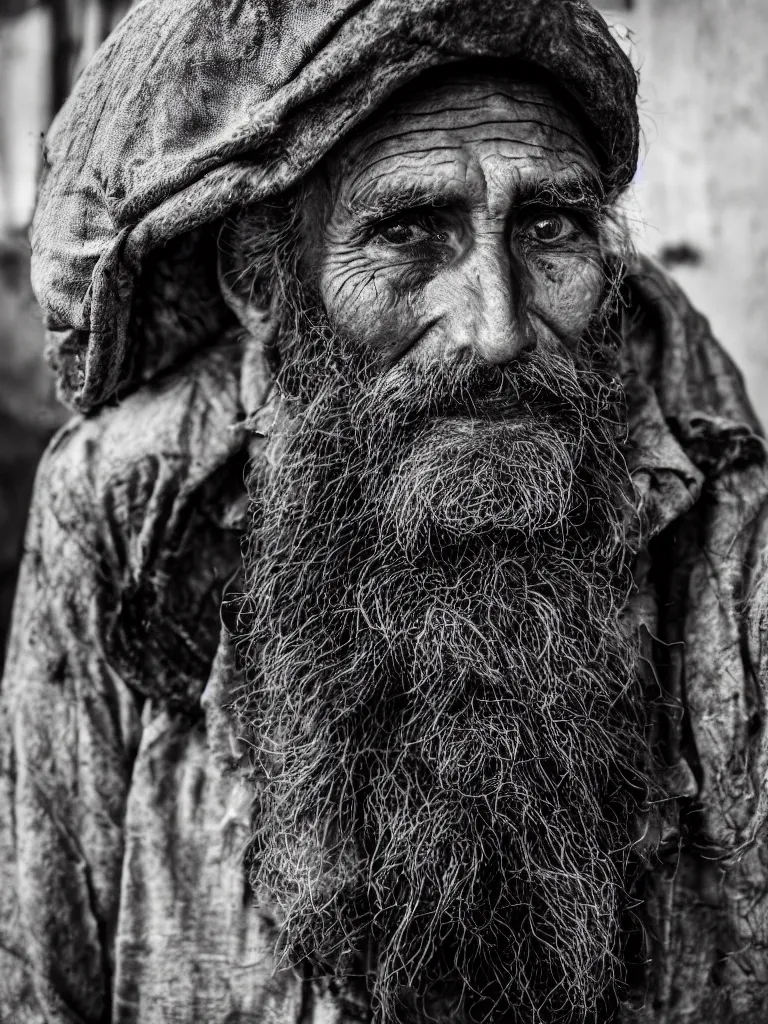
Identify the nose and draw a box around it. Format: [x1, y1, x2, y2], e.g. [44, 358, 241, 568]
[439, 239, 532, 365]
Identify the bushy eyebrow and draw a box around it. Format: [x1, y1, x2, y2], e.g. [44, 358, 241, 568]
[345, 172, 605, 225]
[516, 174, 605, 212]
[346, 181, 463, 222]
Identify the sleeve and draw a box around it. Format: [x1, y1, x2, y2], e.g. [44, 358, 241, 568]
[684, 462, 768, 1018]
[0, 419, 144, 1023]
[0, 344, 248, 1023]
[636, 460, 768, 1022]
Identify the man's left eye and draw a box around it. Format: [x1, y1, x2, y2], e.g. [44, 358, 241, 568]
[524, 214, 576, 244]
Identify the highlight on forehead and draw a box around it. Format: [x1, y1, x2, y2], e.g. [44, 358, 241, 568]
[346, 62, 596, 159]
[376, 75, 579, 132]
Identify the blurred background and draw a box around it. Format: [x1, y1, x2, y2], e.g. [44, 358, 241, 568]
[0, 0, 129, 664]
[0, 0, 766, 666]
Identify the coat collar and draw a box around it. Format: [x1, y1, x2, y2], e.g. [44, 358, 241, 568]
[621, 256, 764, 540]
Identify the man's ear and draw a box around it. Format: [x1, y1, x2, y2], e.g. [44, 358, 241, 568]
[218, 217, 277, 416]
[217, 217, 278, 349]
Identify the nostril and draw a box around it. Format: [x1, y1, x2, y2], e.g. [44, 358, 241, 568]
[475, 328, 534, 366]
[521, 324, 538, 354]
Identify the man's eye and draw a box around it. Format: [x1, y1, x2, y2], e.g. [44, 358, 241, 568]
[524, 214, 576, 244]
[375, 214, 446, 246]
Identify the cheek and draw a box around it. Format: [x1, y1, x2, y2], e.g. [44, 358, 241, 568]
[524, 253, 604, 342]
[320, 253, 420, 359]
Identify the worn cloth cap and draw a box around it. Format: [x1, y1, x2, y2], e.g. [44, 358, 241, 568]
[31, 0, 639, 412]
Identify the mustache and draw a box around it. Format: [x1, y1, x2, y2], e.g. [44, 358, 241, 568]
[361, 347, 622, 425]
[267, 342, 625, 474]
[329, 349, 631, 554]
[276, 291, 624, 430]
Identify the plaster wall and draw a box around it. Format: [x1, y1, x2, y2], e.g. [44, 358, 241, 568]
[606, 0, 768, 424]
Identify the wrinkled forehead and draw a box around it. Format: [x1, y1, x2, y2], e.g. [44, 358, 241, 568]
[323, 71, 602, 215]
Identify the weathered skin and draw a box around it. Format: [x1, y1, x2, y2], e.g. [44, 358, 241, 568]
[305, 75, 607, 372]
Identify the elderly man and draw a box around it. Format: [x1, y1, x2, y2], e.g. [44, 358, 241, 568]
[2, 0, 768, 1022]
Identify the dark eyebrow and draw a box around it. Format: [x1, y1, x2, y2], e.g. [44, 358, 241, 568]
[515, 174, 605, 212]
[346, 181, 465, 223]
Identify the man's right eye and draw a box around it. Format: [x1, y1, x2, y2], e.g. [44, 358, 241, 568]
[374, 213, 447, 246]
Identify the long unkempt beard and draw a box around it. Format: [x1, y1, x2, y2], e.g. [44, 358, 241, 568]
[233, 303, 646, 1024]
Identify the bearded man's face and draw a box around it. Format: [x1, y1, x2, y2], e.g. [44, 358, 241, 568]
[230, 72, 647, 1024]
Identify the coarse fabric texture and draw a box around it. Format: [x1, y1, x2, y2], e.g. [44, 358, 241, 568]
[3, 259, 768, 1023]
[31, 0, 639, 413]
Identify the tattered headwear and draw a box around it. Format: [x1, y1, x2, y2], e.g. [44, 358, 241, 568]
[31, 0, 639, 412]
